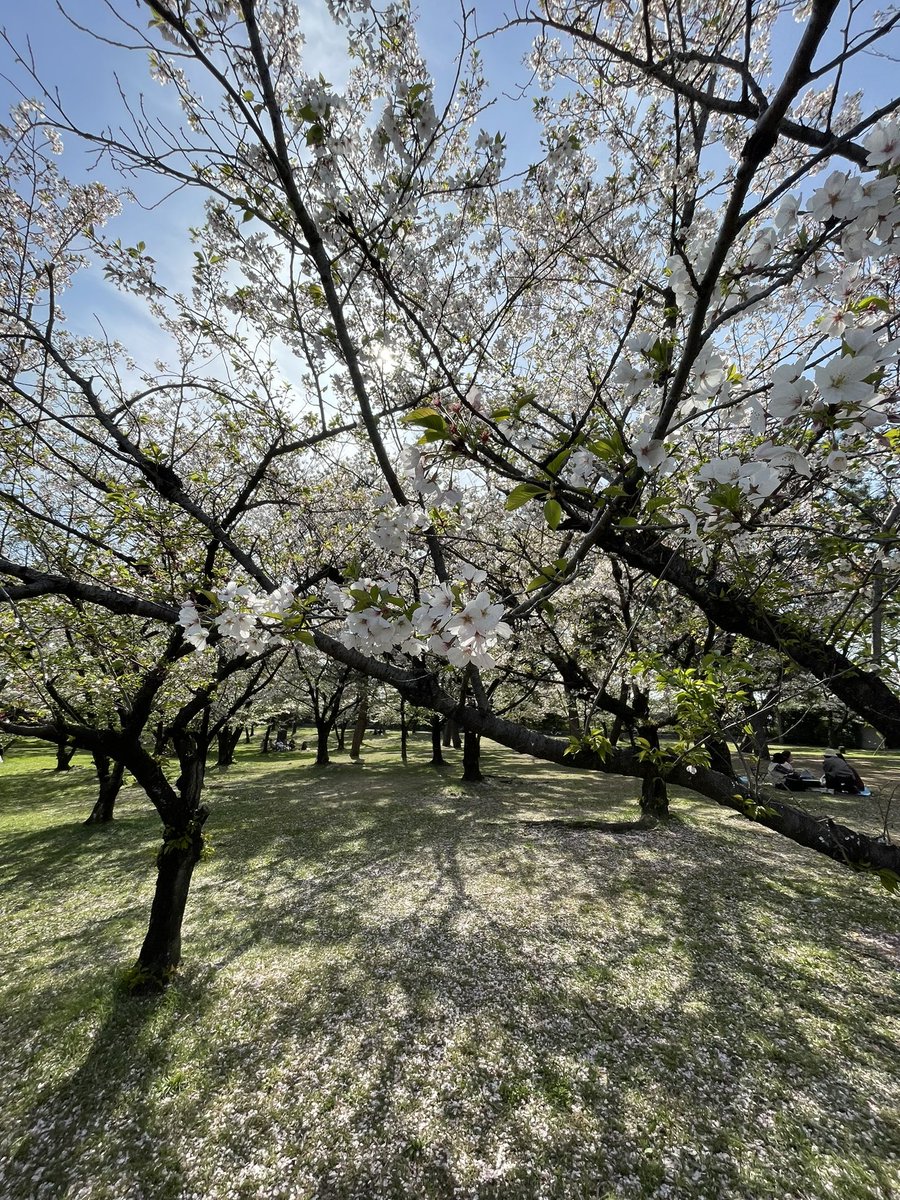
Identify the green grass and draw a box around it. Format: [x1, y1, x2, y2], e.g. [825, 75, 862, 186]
[1, 736, 899, 1199]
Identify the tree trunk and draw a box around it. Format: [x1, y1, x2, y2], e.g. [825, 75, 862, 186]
[609, 683, 630, 746]
[262, 724, 272, 753]
[565, 688, 580, 738]
[131, 734, 208, 992]
[55, 740, 76, 772]
[462, 726, 483, 783]
[638, 725, 668, 821]
[336, 721, 347, 752]
[152, 721, 169, 757]
[443, 717, 461, 749]
[133, 812, 206, 991]
[400, 697, 408, 763]
[315, 721, 331, 766]
[707, 737, 734, 778]
[349, 681, 368, 759]
[430, 715, 444, 767]
[743, 707, 770, 759]
[640, 771, 669, 821]
[216, 724, 242, 767]
[85, 752, 125, 825]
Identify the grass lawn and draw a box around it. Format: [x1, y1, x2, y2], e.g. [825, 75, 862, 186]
[1, 735, 899, 1200]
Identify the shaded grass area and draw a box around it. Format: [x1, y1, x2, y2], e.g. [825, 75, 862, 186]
[1, 736, 899, 1199]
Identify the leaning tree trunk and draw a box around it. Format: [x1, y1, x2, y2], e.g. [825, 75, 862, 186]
[55, 740, 76, 772]
[216, 724, 242, 767]
[132, 735, 208, 991]
[462, 727, 483, 783]
[315, 721, 331, 766]
[430, 715, 444, 767]
[85, 752, 125, 825]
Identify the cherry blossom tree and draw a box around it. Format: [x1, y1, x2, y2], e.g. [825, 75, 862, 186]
[4, 0, 900, 985]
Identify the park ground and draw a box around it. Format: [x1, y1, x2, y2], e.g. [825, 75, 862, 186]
[1, 736, 899, 1200]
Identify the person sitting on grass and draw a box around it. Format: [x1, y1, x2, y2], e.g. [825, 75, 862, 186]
[822, 748, 865, 794]
[767, 750, 819, 791]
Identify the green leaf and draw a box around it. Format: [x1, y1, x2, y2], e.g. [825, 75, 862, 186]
[617, 516, 639, 528]
[505, 482, 546, 511]
[852, 295, 890, 313]
[545, 447, 572, 476]
[401, 407, 447, 434]
[544, 498, 562, 529]
[525, 558, 568, 590]
[590, 434, 626, 463]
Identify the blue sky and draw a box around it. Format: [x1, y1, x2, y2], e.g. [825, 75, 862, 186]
[0, 1, 542, 369]
[0, 1, 897, 366]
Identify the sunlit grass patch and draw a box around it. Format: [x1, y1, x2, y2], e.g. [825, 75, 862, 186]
[1, 734, 899, 1199]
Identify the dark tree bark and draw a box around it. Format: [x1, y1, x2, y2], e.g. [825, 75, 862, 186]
[443, 717, 462, 749]
[640, 772, 669, 821]
[742, 706, 771, 759]
[349, 681, 368, 759]
[335, 721, 347, 752]
[430, 714, 444, 767]
[134, 813, 206, 989]
[315, 721, 331, 765]
[462, 726, 483, 783]
[85, 751, 125, 824]
[262, 724, 273, 753]
[400, 697, 408, 763]
[311, 631, 898, 882]
[127, 731, 210, 991]
[54, 739, 76, 772]
[216, 723, 242, 767]
[637, 726, 669, 820]
[707, 737, 735, 778]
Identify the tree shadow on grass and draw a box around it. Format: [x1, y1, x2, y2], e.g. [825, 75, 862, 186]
[0, 977, 219, 1200]
[0, 812, 158, 897]
[6, 745, 900, 1198]
[122, 801, 900, 1195]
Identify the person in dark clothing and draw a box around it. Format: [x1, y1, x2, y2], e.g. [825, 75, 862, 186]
[822, 748, 865, 794]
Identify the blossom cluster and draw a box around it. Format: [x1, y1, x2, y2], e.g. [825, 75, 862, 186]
[367, 447, 466, 556]
[326, 566, 512, 669]
[178, 580, 297, 655]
